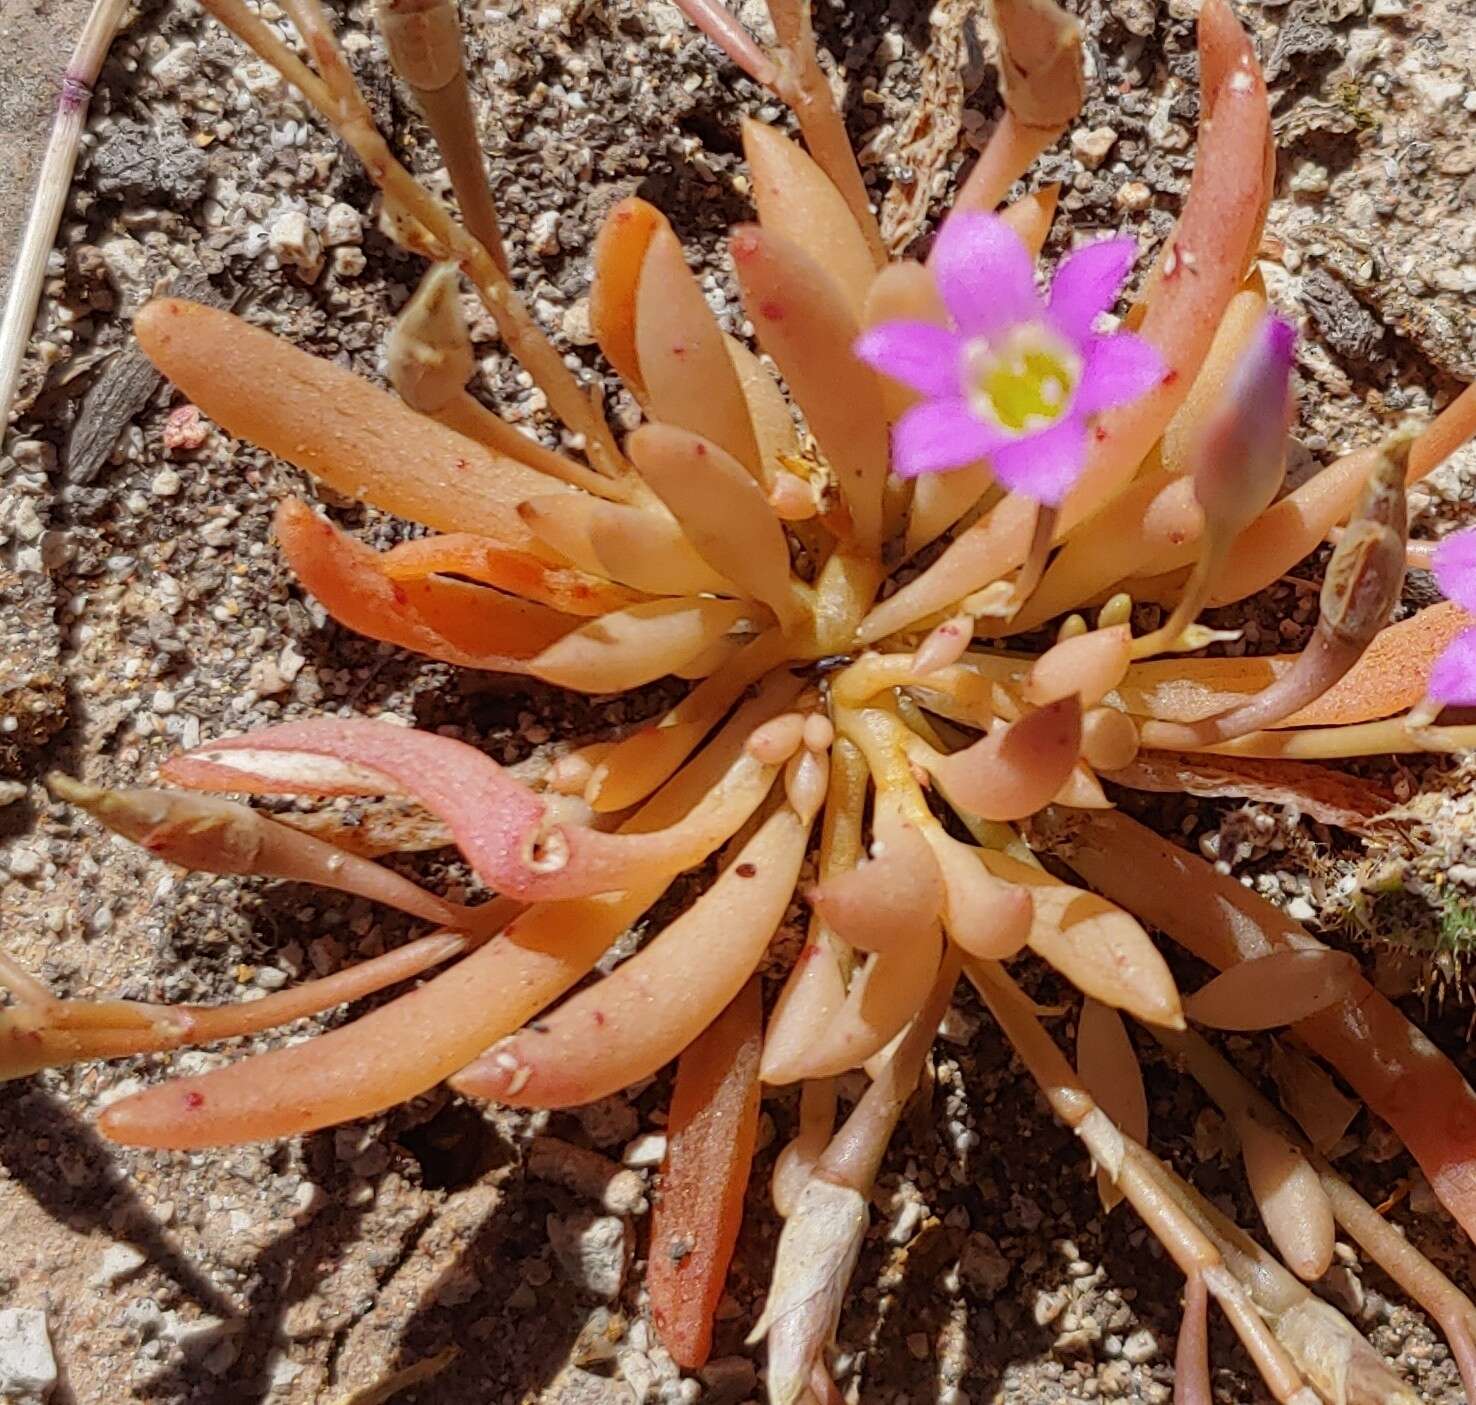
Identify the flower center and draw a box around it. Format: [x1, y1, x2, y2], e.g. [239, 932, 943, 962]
[962, 326, 1081, 436]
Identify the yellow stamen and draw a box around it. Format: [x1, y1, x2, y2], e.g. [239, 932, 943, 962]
[963, 325, 1081, 436]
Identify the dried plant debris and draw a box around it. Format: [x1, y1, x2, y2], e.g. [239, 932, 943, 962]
[1341, 759, 1476, 969]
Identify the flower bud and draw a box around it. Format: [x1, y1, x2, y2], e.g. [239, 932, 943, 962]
[1189, 313, 1295, 542]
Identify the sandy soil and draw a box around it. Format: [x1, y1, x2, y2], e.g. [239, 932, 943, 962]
[0, 0, 1474, 1401]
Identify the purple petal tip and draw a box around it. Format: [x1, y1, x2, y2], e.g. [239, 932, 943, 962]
[1263, 313, 1297, 364]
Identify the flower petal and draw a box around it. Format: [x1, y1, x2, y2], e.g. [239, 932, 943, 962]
[1075, 332, 1167, 415]
[1428, 629, 1476, 707]
[1048, 237, 1138, 344]
[854, 321, 967, 398]
[1433, 528, 1476, 612]
[892, 399, 1005, 478]
[987, 416, 1088, 506]
[931, 212, 1041, 340]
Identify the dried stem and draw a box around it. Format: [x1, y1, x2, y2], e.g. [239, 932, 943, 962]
[764, 0, 883, 263]
[1155, 1020, 1476, 1399]
[2, 931, 472, 1080]
[198, 0, 626, 477]
[670, 0, 882, 260]
[387, 262, 630, 499]
[967, 961, 1316, 1403]
[0, 0, 131, 427]
[375, 0, 508, 272]
[952, 0, 1084, 215]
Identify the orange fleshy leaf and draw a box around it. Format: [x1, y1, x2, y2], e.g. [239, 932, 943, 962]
[590, 197, 670, 402]
[135, 298, 565, 550]
[380, 533, 643, 617]
[649, 981, 764, 1369]
[275, 498, 577, 670]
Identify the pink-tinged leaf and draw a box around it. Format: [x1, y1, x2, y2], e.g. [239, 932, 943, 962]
[590, 197, 669, 401]
[1174, 1274, 1212, 1405]
[931, 698, 1083, 822]
[452, 797, 815, 1108]
[743, 118, 877, 322]
[172, 717, 776, 903]
[1059, 810, 1476, 1244]
[528, 598, 752, 693]
[924, 830, 1034, 960]
[1184, 950, 1363, 1031]
[647, 980, 763, 1370]
[1056, 19, 1270, 532]
[1238, 1116, 1335, 1280]
[1077, 998, 1148, 1142]
[626, 425, 803, 630]
[1025, 626, 1131, 708]
[808, 810, 943, 953]
[1267, 1041, 1360, 1155]
[785, 923, 944, 1080]
[517, 493, 737, 598]
[731, 225, 889, 552]
[96, 685, 791, 1149]
[856, 493, 1037, 645]
[977, 851, 1183, 1028]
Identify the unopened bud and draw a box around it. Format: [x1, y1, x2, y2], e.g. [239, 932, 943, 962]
[1190, 313, 1295, 542]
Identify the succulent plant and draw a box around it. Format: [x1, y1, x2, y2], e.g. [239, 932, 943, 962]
[5, 0, 1476, 1396]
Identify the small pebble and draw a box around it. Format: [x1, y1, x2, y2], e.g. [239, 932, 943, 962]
[322, 202, 363, 246]
[1070, 125, 1118, 169]
[698, 1357, 756, 1400]
[91, 1243, 147, 1288]
[621, 1133, 667, 1169]
[547, 1212, 630, 1299]
[268, 211, 324, 282]
[1115, 180, 1152, 212]
[0, 1309, 57, 1403]
[5, 847, 42, 879]
[1121, 1328, 1159, 1364]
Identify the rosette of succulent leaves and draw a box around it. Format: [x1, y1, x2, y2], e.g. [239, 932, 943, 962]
[8, 0, 1476, 1397]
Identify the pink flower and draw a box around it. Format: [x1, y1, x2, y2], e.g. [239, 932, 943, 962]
[1430, 528, 1476, 706]
[854, 212, 1165, 505]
